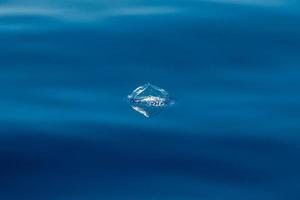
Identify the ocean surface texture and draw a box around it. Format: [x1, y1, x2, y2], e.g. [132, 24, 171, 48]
[0, 0, 300, 199]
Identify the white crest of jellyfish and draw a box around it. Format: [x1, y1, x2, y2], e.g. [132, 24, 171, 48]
[127, 83, 174, 118]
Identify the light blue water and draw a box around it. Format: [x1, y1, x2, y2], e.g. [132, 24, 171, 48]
[0, 1, 300, 199]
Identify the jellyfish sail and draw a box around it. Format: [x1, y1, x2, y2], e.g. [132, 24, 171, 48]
[127, 83, 174, 118]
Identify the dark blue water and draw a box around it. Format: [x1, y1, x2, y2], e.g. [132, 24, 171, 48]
[1, 1, 300, 199]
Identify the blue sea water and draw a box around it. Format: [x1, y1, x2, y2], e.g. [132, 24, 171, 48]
[1, 0, 300, 199]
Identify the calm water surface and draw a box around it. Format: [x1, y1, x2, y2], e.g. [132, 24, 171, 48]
[0, 0, 300, 199]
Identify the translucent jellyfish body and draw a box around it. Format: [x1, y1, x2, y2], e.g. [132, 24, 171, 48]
[127, 83, 174, 118]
